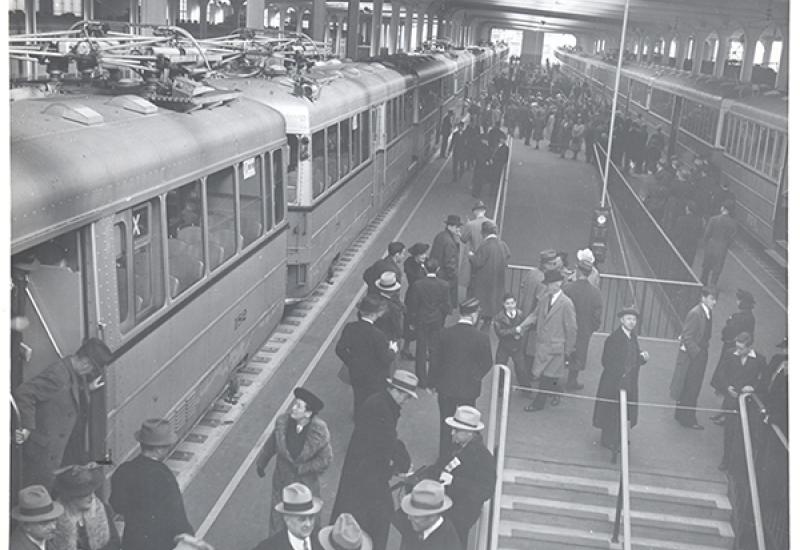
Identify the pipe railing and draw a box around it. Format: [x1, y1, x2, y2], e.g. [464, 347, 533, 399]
[738, 390, 767, 550]
[610, 388, 632, 550]
[476, 363, 511, 550]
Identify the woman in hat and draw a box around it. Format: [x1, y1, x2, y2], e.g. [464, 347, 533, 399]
[51, 463, 120, 550]
[592, 308, 649, 462]
[11, 485, 64, 550]
[256, 387, 333, 536]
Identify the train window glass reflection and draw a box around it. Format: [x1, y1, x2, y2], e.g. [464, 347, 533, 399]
[167, 181, 205, 297]
[207, 166, 237, 268]
[360, 111, 370, 162]
[340, 118, 351, 178]
[326, 125, 339, 187]
[273, 148, 285, 224]
[287, 134, 299, 204]
[312, 130, 326, 198]
[238, 156, 265, 247]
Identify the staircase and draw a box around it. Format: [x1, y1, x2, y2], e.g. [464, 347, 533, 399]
[497, 457, 734, 550]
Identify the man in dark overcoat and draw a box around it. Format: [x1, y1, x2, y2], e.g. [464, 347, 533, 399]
[363, 242, 406, 294]
[252, 483, 323, 550]
[670, 287, 716, 429]
[440, 110, 454, 158]
[592, 308, 649, 460]
[468, 221, 511, 329]
[432, 407, 496, 548]
[330, 371, 418, 550]
[430, 215, 463, 310]
[459, 201, 490, 290]
[448, 122, 468, 182]
[701, 201, 737, 286]
[562, 260, 603, 391]
[431, 298, 493, 459]
[110, 418, 194, 550]
[395, 480, 462, 550]
[14, 337, 114, 489]
[335, 295, 396, 417]
[401, 243, 430, 360]
[408, 258, 451, 387]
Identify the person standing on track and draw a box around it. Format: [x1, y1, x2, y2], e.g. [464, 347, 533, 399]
[251, 483, 323, 550]
[255, 388, 333, 536]
[670, 287, 716, 429]
[408, 258, 451, 388]
[335, 295, 397, 418]
[431, 298, 493, 459]
[701, 201, 737, 287]
[562, 260, 603, 391]
[490, 135, 510, 190]
[467, 221, 510, 330]
[330, 371, 418, 550]
[430, 215, 463, 311]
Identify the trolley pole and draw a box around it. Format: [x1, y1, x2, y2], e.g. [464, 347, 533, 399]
[600, 0, 631, 208]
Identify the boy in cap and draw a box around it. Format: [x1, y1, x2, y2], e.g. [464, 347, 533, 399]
[430, 215, 463, 310]
[11, 485, 64, 550]
[110, 418, 194, 550]
[252, 483, 323, 550]
[395, 480, 461, 550]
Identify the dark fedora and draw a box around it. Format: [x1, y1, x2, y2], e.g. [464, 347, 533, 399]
[53, 463, 104, 500]
[408, 242, 429, 257]
[135, 418, 177, 447]
[293, 387, 324, 414]
[459, 297, 481, 315]
[11, 485, 64, 522]
[472, 200, 487, 211]
[445, 214, 463, 226]
[543, 269, 563, 284]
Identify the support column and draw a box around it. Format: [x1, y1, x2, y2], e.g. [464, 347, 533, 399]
[370, 0, 383, 55]
[141, 0, 167, 25]
[691, 35, 704, 74]
[83, 0, 94, 20]
[404, 7, 413, 52]
[644, 37, 653, 63]
[775, 30, 788, 91]
[246, 0, 265, 28]
[311, 0, 327, 42]
[296, 9, 304, 33]
[388, 1, 400, 53]
[425, 10, 433, 40]
[436, 13, 443, 38]
[416, 13, 424, 49]
[521, 30, 544, 66]
[739, 29, 758, 82]
[674, 35, 688, 70]
[713, 33, 730, 78]
[334, 17, 343, 55]
[198, 0, 208, 37]
[278, 7, 285, 32]
[761, 38, 773, 64]
[346, 0, 360, 59]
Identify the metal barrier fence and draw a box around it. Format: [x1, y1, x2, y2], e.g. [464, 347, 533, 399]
[506, 265, 694, 339]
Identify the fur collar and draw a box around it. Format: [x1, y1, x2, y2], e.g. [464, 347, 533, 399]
[274, 414, 330, 464]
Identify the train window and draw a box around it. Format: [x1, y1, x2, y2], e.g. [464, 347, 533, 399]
[404, 91, 414, 125]
[771, 133, 785, 179]
[312, 130, 326, 198]
[340, 118, 351, 177]
[286, 134, 299, 205]
[360, 111, 370, 162]
[351, 114, 361, 168]
[649, 88, 674, 120]
[679, 99, 718, 144]
[273, 148, 285, 224]
[237, 156, 265, 247]
[326, 125, 339, 188]
[387, 100, 395, 141]
[167, 181, 205, 297]
[207, 167, 237, 269]
[116, 200, 165, 329]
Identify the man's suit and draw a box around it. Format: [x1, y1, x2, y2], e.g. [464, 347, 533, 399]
[335, 318, 395, 417]
[459, 214, 489, 285]
[670, 303, 713, 426]
[10, 529, 51, 550]
[409, 274, 451, 386]
[430, 229, 461, 309]
[395, 514, 462, 550]
[432, 321, 493, 458]
[251, 529, 322, 550]
[562, 278, 603, 373]
[701, 212, 737, 285]
[363, 257, 402, 294]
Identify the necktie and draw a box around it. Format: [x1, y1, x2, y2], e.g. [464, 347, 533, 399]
[303, 538, 311, 550]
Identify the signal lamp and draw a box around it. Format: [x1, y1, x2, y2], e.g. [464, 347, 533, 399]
[589, 205, 611, 264]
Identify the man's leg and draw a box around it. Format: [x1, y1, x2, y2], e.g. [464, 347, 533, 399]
[415, 327, 430, 386]
[438, 394, 458, 459]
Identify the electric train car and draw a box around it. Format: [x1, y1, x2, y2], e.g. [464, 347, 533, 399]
[556, 49, 788, 254]
[11, 92, 290, 468]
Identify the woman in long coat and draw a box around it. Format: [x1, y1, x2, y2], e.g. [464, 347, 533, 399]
[592, 308, 649, 460]
[256, 388, 333, 535]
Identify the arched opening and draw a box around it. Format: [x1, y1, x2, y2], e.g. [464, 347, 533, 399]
[752, 26, 783, 86]
[542, 32, 576, 65]
[722, 27, 747, 78]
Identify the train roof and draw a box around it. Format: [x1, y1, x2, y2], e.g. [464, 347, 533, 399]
[726, 93, 788, 131]
[11, 93, 285, 254]
[374, 52, 455, 85]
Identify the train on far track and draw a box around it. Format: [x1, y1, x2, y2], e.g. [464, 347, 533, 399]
[10, 34, 508, 481]
[555, 49, 788, 258]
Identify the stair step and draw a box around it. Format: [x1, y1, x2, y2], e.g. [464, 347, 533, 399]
[504, 469, 731, 511]
[499, 520, 733, 550]
[504, 480, 731, 520]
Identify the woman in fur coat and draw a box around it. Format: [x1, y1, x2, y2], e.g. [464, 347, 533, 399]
[256, 387, 333, 535]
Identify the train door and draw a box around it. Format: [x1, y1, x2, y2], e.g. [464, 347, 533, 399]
[667, 96, 683, 158]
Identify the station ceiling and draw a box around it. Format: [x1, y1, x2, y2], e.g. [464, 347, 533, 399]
[443, 0, 789, 38]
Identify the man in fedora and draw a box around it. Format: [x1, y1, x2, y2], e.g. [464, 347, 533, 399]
[363, 242, 406, 295]
[408, 258, 451, 388]
[467, 221, 510, 330]
[562, 259, 603, 391]
[459, 202, 491, 291]
[252, 483, 323, 550]
[401, 243, 431, 361]
[432, 298, 493, 459]
[374, 271, 406, 346]
[523, 268, 577, 412]
[430, 215, 462, 310]
[331, 371, 418, 550]
[395, 480, 461, 550]
[318, 513, 371, 550]
[14, 337, 114, 489]
[336, 295, 396, 418]
[432, 407, 495, 548]
[10, 485, 64, 550]
[110, 418, 193, 550]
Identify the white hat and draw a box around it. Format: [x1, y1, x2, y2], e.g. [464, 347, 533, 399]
[445, 406, 485, 431]
[576, 248, 595, 265]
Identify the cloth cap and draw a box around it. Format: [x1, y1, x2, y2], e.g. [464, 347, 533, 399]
[319, 513, 373, 550]
[274, 483, 323, 515]
[539, 249, 558, 263]
[408, 242, 429, 257]
[576, 248, 595, 265]
[617, 307, 639, 319]
[135, 418, 177, 447]
[445, 406, 485, 431]
[459, 297, 481, 314]
[543, 270, 563, 284]
[11, 485, 64, 522]
[736, 289, 755, 307]
[375, 271, 402, 292]
[53, 463, 104, 500]
[293, 387, 324, 414]
[77, 337, 114, 369]
[401, 480, 453, 516]
[387, 370, 419, 398]
[445, 214, 463, 226]
[387, 242, 405, 256]
[472, 200, 487, 211]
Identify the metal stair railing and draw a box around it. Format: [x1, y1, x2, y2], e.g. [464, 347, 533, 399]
[737, 390, 767, 550]
[610, 388, 632, 550]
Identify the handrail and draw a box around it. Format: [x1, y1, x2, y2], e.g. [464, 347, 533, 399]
[611, 388, 632, 550]
[738, 390, 767, 550]
[749, 392, 789, 451]
[507, 263, 699, 287]
[477, 364, 511, 550]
